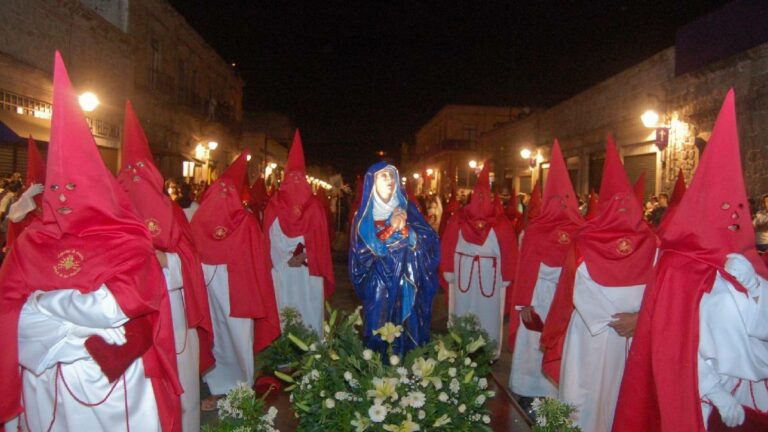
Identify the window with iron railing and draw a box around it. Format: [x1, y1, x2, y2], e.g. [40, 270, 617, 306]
[0, 89, 52, 119]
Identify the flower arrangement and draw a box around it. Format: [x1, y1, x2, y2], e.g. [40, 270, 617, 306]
[530, 397, 581, 432]
[275, 306, 497, 431]
[256, 307, 320, 373]
[201, 382, 280, 432]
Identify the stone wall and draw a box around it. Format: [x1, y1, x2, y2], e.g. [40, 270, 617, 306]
[480, 42, 768, 199]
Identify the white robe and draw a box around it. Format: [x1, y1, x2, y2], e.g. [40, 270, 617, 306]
[201, 264, 254, 395]
[164, 253, 200, 432]
[268, 220, 324, 335]
[699, 272, 768, 426]
[509, 263, 560, 398]
[17, 286, 160, 431]
[444, 230, 509, 359]
[182, 202, 199, 222]
[558, 262, 645, 432]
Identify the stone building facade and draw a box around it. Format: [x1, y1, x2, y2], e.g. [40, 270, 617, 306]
[404, 104, 531, 198]
[479, 41, 768, 201]
[0, 0, 243, 181]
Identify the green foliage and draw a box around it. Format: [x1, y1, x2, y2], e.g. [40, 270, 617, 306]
[255, 308, 320, 374]
[531, 398, 581, 432]
[201, 383, 279, 432]
[277, 306, 497, 432]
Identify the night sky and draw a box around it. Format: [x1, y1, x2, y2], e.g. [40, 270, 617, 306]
[169, 0, 730, 178]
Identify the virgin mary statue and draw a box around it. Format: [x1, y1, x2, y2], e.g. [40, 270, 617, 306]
[349, 162, 440, 357]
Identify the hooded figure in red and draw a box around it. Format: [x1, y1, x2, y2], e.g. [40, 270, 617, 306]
[263, 130, 334, 335]
[508, 139, 583, 398]
[5, 136, 46, 250]
[540, 136, 657, 432]
[524, 182, 542, 227]
[613, 90, 768, 431]
[438, 180, 460, 237]
[118, 101, 214, 431]
[505, 188, 524, 235]
[0, 51, 181, 432]
[190, 150, 279, 401]
[248, 175, 269, 224]
[440, 162, 518, 358]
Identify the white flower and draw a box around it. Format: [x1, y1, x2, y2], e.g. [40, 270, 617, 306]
[389, 355, 400, 366]
[418, 410, 426, 420]
[408, 391, 426, 408]
[438, 392, 449, 402]
[309, 343, 318, 351]
[464, 358, 471, 366]
[475, 394, 486, 405]
[536, 415, 548, 427]
[458, 404, 466, 413]
[396, 367, 408, 376]
[335, 391, 349, 400]
[481, 414, 490, 424]
[320, 390, 326, 397]
[478, 378, 488, 389]
[265, 406, 278, 423]
[470, 362, 477, 368]
[450, 378, 460, 393]
[448, 367, 457, 377]
[325, 398, 336, 409]
[369, 403, 388, 423]
[344, 371, 354, 381]
[363, 349, 374, 361]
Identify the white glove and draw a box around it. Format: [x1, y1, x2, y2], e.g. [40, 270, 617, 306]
[725, 253, 760, 296]
[22, 183, 44, 199]
[69, 325, 127, 346]
[708, 390, 745, 427]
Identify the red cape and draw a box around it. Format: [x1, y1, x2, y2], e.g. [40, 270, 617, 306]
[190, 151, 280, 353]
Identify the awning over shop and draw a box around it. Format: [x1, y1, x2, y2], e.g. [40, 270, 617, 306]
[0, 110, 50, 142]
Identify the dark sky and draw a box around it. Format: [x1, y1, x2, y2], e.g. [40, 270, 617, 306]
[169, 0, 730, 177]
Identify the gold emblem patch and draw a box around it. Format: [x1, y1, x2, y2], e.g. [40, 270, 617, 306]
[617, 238, 633, 255]
[53, 249, 84, 278]
[213, 226, 228, 240]
[145, 218, 161, 237]
[557, 231, 571, 245]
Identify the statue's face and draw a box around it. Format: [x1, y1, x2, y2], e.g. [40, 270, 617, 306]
[374, 169, 395, 203]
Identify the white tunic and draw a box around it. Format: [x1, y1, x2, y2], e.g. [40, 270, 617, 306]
[201, 264, 255, 395]
[182, 202, 199, 222]
[268, 220, 324, 335]
[699, 272, 768, 425]
[558, 262, 645, 432]
[164, 253, 200, 432]
[444, 230, 509, 359]
[17, 286, 160, 432]
[510, 263, 561, 398]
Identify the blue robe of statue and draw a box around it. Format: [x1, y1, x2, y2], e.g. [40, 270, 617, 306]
[349, 162, 440, 358]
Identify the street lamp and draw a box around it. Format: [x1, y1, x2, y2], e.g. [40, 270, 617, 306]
[426, 168, 434, 176]
[207, 141, 219, 150]
[641, 110, 660, 128]
[520, 148, 539, 168]
[78, 92, 100, 112]
[468, 160, 478, 169]
[413, 173, 420, 180]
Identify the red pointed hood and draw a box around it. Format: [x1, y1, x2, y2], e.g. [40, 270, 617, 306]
[633, 171, 647, 206]
[465, 161, 494, 220]
[584, 190, 599, 221]
[669, 168, 687, 207]
[526, 182, 542, 223]
[248, 176, 269, 210]
[276, 129, 312, 210]
[25, 135, 45, 187]
[41, 52, 142, 237]
[580, 136, 657, 286]
[662, 89, 764, 271]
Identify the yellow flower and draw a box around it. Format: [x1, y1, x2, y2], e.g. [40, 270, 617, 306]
[411, 357, 437, 379]
[366, 377, 399, 401]
[351, 412, 371, 431]
[466, 335, 486, 354]
[432, 414, 452, 427]
[435, 340, 457, 361]
[383, 414, 420, 432]
[373, 323, 403, 344]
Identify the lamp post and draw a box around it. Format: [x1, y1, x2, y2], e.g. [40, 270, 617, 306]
[520, 148, 539, 169]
